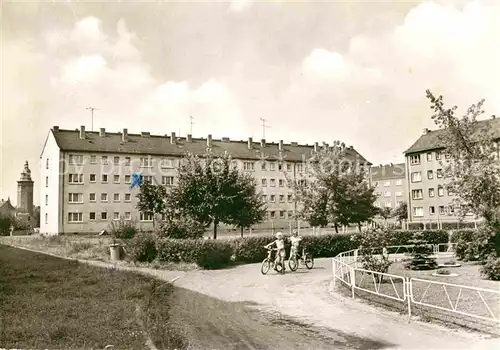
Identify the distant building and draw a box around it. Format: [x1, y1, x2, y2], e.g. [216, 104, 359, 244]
[40, 125, 371, 235]
[0, 198, 16, 218]
[371, 163, 407, 211]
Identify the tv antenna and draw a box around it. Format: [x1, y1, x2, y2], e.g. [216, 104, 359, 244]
[189, 116, 195, 135]
[260, 117, 270, 139]
[86, 106, 99, 132]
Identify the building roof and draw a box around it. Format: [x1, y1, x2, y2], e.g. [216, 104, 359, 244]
[371, 163, 406, 180]
[404, 118, 500, 154]
[48, 127, 371, 164]
[0, 199, 16, 212]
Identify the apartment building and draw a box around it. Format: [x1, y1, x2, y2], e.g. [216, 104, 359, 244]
[402, 120, 500, 224]
[371, 163, 406, 210]
[40, 126, 370, 235]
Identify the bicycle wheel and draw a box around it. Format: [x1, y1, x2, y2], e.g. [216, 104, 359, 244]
[288, 256, 298, 271]
[275, 261, 285, 274]
[261, 258, 271, 275]
[304, 254, 314, 269]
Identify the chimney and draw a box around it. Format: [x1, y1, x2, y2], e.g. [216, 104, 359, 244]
[207, 134, 212, 147]
[248, 137, 253, 149]
[122, 128, 128, 142]
[53, 126, 59, 132]
[170, 132, 176, 144]
[99, 128, 106, 137]
[348, 145, 353, 149]
[314, 142, 319, 152]
[141, 131, 150, 137]
[260, 139, 266, 147]
[278, 140, 283, 151]
[79, 125, 86, 139]
[423, 128, 430, 135]
[322, 141, 327, 149]
[186, 134, 192, 142]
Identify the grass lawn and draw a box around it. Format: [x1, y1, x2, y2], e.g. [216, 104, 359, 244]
[337, 257, 500, 335]
[0, 244, 186, 349]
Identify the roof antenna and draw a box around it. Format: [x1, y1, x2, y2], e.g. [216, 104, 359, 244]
[86, 106, 99, 132]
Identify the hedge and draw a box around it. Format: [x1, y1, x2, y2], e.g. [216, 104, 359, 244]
[450, 229, 476, 243]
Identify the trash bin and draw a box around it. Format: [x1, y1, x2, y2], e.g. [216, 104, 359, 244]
[109, 243, 121, 261]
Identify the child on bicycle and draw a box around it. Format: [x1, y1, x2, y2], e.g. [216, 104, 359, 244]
[289, 229, 302, 260]
[265, 232, 286, 270]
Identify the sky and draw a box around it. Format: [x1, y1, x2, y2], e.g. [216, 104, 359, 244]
[2, 0, 500, 205]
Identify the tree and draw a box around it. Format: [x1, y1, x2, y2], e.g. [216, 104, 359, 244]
[136, 180, 168, 229]
[426, 90, 500, 258]
[405, 232, 437, 270]
[288, 143, 378, 232]
[378, 207, 392, 227]
[392, 202, 408, 224]
[169, 151, 266, 239]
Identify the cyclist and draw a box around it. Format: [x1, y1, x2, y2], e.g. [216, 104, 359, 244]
[266, 232, 286, 270]
[289, 229, 302, 261]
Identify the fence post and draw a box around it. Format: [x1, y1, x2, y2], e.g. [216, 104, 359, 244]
[332, 259, 336, 290]
[406, 277, 412, 322]
[351, 267, 355, 299]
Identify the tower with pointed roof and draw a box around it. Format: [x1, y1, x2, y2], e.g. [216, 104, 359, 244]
[17, 161, 34, 216]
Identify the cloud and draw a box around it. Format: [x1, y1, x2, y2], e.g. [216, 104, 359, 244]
[227, 0, 254, 13]
[302, 49, 347, 79]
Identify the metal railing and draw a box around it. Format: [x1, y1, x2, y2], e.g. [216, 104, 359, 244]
[332, 244, 500, 325]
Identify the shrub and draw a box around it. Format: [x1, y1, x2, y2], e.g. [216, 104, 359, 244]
[126, 231, 157, 262]
[404, 233, 437, 270]
[450, 229, 476, 243]
[157, 216, 206, 239]
[108, 217, 138, 239]
[0, 216, 13, 236]
[232, 235, 275, 263]
[480, 254, 500, 281]
[352, 229, 449, 248]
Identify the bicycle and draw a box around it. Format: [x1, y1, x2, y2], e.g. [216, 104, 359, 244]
[288, 247, 314, 271]
[261, 247, 285, 275]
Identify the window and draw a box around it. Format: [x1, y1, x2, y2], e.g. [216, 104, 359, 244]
[436, 152, 442, 160]
[287, 164, 292, 172]
[429, 188, 435, 197]
[162, 176, 174, 186]
[269, 211, 276, 219]
[438, 186, 444, 197]
[243, 162, 255, 171]
[68, 174, 84, 184]
[279, 179, 284, 187]
[101, 156, 108, 165]
[101, 212, 108, 220]
[140, 212, 153, 221]
[140, 157, 152, 167]
[45, 213, 48, 224]
[114, 175, 120, 183]
[45, 195, 48, 206]
[427, 152, 432, 161]
[68, 212, 83, 222]
[437, 169, 443, 178]
[429, 206, 435, 215]
[288, 194, 293, 202]
[261, 162, 267, 171]
[90, 174, 96, 183]
[298, 179, 307, 186]
[124, 212, 131, 220]
[124, 157, 131, 166]
[384, 181, 391, 187]
[445, 153, 451, 159]
[46, 158, 49, 169]
[112, 156, 119, 165]
[384, 191, 391, 197]
[278, 164, 283, 171]
[447, 186, 454, 196]
[279, 211, 285, 219]
[125, 175, 131, 184]
[270, 178, 276, 187]
[101, 193, 108, 202]
[113, 193, 120, 202]
[45, 176, 48, 187]
[397, 201, 403, 206]
[385, 202, 391, 208]
[412, 189, 423, 200]
[296, 163, 303, 173]
[270, 162, 276, 171]
[89, 212, 96, 221]
[395, 191, 403, 197]
[410, 154, 421, 165]
[395, 179, 402, 186]
[230, 161, 237, 170]
[288, 210, 294, 218]
[125, 193, 131, 202]
[448, 205, 455, 214]
[427, 170, 434, 179]
[279, 195, 285, 203]
[89, 193, 96, 202]
[262, 195, 267, 202]
[413, 207, 424, 217]
[261, 178, 267, 187]
[69, 154, 84, 165]
[102, 174, 108, 183]
[90, 155, 97, 164]
[439, 206, 445, 215]
[161, 158, 174, 168]
[411, 172, 422, 182]
[270, 195, 276, 202]
[142, 175, 153, 183]
[113, 212, 120, 220]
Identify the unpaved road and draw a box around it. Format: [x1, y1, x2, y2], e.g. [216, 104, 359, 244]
[87, 258, 499, 350]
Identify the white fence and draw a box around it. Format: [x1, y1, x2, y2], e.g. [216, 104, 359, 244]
[332, 244, 500, 325]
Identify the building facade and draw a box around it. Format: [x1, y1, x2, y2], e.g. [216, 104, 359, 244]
[371, 163, 407, 210]
[40, 126, 370, 235]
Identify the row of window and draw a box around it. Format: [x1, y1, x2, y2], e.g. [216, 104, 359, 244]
[64, 174, 174, 186]
[412, 205, 457, 217]
[373, 179, 403, 187]
[375, 200, 404, 208]
[409, 151, 450, 166]
[68, 212, 155, 223]
[411, 169, 444, 182]
[411, 186, 454, 200]
[376, 191, 404, 198]
[268, 210, 295, 219]
[262, 194, 294, 203]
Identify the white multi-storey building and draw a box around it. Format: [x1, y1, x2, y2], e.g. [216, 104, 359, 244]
[40, 126, 370, 235]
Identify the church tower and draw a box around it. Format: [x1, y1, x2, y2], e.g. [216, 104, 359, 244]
[17, 161, 34, 215]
